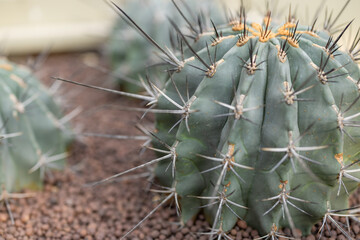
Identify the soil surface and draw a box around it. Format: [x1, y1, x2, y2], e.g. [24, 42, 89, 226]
[1, 52, 360, 240]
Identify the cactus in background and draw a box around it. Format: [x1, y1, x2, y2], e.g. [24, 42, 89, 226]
[0, 58, 71, 195]
[58, 0, 360, 239]
[107, 0, 223, 92]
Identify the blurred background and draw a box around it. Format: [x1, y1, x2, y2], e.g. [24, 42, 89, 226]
[0, 0, 359, 55]
[0, 0, 115, 55]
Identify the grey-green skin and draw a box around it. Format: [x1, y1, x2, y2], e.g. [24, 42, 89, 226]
[107, 0, 222, 92]
[151, 20, 360, 235]
[0, 58, 70, 192]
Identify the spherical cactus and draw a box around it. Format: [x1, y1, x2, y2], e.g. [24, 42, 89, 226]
[61, 1, 360, 239]
[106, 0, 223, 92]
[0, 58, 71, 193]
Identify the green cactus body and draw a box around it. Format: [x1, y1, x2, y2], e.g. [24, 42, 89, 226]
[107, 0, 222, 92]
[150, 16, 360, 235]
[0, 58, 70, 192]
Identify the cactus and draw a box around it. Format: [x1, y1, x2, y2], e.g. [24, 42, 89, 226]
[0, 58, 71, 194]
[59, 0, 360, 239]
[106, 0, 223, 92]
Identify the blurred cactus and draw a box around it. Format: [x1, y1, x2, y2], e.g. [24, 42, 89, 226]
[0, 58, 71, 193]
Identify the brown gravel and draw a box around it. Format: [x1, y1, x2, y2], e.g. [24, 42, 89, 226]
[2, 52, 360, 239]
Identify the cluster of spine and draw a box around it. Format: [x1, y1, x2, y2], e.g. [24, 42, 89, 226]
[62, 1, 360, 239]
[0, 58, 71, 200]
[107, 0, 222, 92]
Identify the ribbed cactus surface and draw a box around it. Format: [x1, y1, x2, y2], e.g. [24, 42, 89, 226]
[149, 15, 360, 236]
[0, 58, 70, 192]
